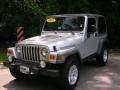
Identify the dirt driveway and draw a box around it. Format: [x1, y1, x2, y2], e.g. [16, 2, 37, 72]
[0, 54, 120, 90]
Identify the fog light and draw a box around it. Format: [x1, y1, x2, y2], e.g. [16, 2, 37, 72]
[8, 56, 13, 62]
[40, 61, 46, 68]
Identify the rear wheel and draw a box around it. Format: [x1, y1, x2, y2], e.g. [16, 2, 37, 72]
[59, 56, 80, 90]
[96, 46, 108, 66]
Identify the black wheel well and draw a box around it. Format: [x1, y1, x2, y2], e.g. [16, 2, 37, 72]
[103, 40, 108, 47]
[65, 53, 82, 65]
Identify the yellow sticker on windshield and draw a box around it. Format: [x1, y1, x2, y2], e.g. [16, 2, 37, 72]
[47, 18, 56, 23]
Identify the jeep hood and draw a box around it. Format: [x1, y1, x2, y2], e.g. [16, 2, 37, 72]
[18, 34, 72, 45]
[17, 34, 83, 51]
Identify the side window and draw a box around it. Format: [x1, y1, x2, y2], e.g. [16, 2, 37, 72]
[77, 17, 85, 30]
[98, 17, 106, 34]
[87, 18, 96, 34]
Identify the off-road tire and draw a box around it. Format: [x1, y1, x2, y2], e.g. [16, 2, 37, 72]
[59, 56, 80, 90]
[96, 46, 108, 66]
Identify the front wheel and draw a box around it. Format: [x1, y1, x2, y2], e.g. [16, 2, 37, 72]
[96, 46, 108, 66]
[59, 56, 80, 90]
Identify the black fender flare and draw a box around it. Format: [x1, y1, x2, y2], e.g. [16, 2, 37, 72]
[97, 39, 108, 54]
[56, 47, 82, 64]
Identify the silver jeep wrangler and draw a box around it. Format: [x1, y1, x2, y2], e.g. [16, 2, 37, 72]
[6, 14, 108, 90]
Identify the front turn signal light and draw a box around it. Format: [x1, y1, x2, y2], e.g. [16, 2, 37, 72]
[50, 55, 56, 61]
[60, 55, 65, 61]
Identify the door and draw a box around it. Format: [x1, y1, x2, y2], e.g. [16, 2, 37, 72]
[84, 18, 99, 57]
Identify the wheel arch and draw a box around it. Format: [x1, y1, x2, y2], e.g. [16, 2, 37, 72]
[65, 52, 82, 65]
[97, 39, 108, 54]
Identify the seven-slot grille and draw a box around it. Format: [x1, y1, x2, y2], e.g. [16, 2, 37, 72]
[16, 45, 43, 62]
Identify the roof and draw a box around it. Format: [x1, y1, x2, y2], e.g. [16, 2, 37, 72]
[50, 14, 104, 18]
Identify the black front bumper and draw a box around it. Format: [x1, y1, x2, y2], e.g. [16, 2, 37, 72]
[4, 59, 60, 77]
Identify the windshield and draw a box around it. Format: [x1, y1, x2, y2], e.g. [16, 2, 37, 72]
[44, 16, 85, 31]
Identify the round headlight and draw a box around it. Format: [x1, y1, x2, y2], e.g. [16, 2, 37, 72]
[41, 48, 48, 57]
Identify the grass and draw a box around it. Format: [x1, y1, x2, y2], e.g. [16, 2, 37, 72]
[0, 43, 8, 63]
[0, 52, 7, 63]
[109, 49, 120, 53]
